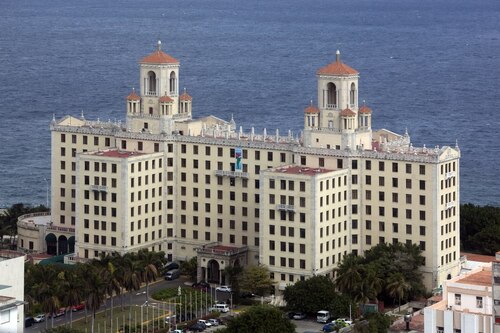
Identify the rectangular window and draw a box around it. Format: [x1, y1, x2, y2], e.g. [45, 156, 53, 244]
[455, 294, 461, 305]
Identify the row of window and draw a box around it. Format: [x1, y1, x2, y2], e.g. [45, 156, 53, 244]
[365, 191, 426, 205]
[364, 175, 426, 190]
[179, 216, 259, 232]
[61, 133, 111, 147]
[364, 160, 426, 175]
[177, 229, 259, 246]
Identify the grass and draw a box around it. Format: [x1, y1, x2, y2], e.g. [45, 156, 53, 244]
[64, 304, 174, 333]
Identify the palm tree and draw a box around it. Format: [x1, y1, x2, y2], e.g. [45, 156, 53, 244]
[386, 272, 412, 312]
[335, 254, 364, 298]
[137, 249, 159, 301]
[84, 267, 107, 333]
[59, 267, 84, 328]
[31, 266, 61, 329]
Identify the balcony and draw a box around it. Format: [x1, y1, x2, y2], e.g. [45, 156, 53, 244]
[325, 103, 337, 109]
[276, 204, 295, 212]
[145, 91, 157, 96]
[214, 170, 249, 178]
[445, 171, 456, 180]
[445, 201, 456, 210]
[90, 185, 108, 192]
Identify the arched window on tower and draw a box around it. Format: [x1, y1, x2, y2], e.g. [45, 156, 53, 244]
[169, 72, 177, 95]
[148, 71, 157, 96]
[350, 83, 356, 107]
[326, 83, 337, 109]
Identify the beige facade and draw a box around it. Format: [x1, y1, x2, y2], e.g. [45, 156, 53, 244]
[48, 42, 460, 290]
[424, 258, 500, 333]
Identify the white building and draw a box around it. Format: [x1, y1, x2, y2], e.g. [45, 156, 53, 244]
[0, 251, 25, 333]
[40, 42, 461, 291]
[424, 251, 500, 333]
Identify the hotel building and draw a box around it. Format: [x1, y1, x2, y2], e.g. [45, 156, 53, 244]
[22, 41, 460, 291]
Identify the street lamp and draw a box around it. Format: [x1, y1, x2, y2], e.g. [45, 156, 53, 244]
[44, 177, 50, 209]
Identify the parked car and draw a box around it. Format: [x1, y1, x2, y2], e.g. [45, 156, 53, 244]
[33, 314, 45, 323]
[208, 318, 219, 326]
[322, 322, 336, 333]
[49, 308, 66, 318]
[293, 312, 307, 320]
[192, 281, 210, 291]
[239, 291, 255, 298]
[216, 285, 232, 292]
[188, 322, 205, 331]
[334, 318, 353, 327]
[71, 303, 85, 312]
[25, 317, 35, 327]
[198, 319, 212, 327]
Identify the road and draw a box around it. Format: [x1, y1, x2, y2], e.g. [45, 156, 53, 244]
[25, 276, 193, 332]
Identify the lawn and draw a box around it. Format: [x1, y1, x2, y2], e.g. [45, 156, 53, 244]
[67, 304, 175, 333]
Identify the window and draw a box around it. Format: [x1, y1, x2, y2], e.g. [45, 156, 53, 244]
[476, 296, 483, 308]
[455, 294, 461, 305]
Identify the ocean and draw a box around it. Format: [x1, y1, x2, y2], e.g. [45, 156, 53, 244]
[0, 0, 499, 207]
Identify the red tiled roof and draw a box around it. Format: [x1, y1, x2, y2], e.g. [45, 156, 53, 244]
[461, 252, 496, 263]
[271, 166, 333, 176]
[317, 55, 358, 76]
[457, 269, 491, 287]
[340, 107, 356, 116]
[359, 104, 372, 114]
[304, 105, 320, 114]
[180, 91, 192, 101]
[159, 95, 174, 103]
[140, 50, 179, 64]
[126, 90, 140, 101]
[91, 150, 144, 158]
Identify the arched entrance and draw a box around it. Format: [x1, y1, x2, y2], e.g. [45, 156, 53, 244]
[68, 236, 75, 253]
[45, 233, 57, 255]
[58, 235, 68, 255]
[207, 260, 220, 283]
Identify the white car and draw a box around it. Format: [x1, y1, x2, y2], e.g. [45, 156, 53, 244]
[208, 318, 219, 326]
[216, 285, 232, 292]
[33, 314, 45, 323]
[334, 318, 353, 326]
[198, 319, 212, 327]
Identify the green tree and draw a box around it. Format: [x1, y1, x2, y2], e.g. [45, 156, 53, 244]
[180, 256, 198, 281]
[385, 272, 411, 312]
[460, 204, 500, 255]
[239, 265, 275, 296]
[137, 249, 160, 300]
[283, 275, 349, 317]
[82, 266, 107, 333]
[59, 267, 84, 328]
[219, 305, 296, 333]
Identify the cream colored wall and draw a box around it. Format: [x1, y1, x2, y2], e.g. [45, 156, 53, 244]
[75, 151, 164, 259]
[51, 128, 115, 231]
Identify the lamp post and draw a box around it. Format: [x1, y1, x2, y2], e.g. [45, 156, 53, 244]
[44, 177, 50, 209]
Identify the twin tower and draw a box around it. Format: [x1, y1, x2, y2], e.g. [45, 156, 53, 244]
[125, 42, 372, 151]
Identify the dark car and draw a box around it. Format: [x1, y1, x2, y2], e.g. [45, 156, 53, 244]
[25, 317, 35, 327]
[188, 322, 205, 332]
[239, 291, 255, 298]
[192, 281, 210, 291]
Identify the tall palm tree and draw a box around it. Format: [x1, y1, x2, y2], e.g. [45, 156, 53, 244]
[386, 272, 412, 312]
[60, 267, 84, 328]
[84, 266, 107, 333]
[335, 254, 364, 298]
[138, 249, 159, 301]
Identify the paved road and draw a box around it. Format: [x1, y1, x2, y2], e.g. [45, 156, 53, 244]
[25, 276, 190, 332]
